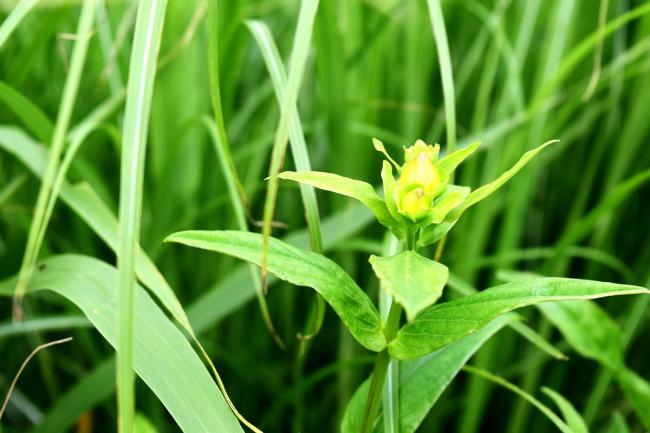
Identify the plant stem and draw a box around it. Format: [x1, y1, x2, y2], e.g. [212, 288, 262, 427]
[360, 301, 403, 433]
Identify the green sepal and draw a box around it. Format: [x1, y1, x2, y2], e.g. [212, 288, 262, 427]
[437, 141, 481, 175]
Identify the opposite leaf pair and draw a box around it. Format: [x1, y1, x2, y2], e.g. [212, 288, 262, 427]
[279, 138, 558, 248]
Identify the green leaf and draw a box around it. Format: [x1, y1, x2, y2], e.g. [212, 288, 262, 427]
[538, 301, 650, 429]
[436, 141, 480, 174]
[606, 412, 631, 433]
[116, 0, 167, 428]
[135, 414, 160, 433]
[538, 301, 624, 370]
[370, 251, 448, 321]
[541, 387, 589, 433]
[463, 139, 557, 210]
[389, 278, 648, 359]
[165, 230, 386, 352]
[500, 271, 650, 429]
[341, 314, 516, 433]
[0, 255, 244, 433]
[0, 126, 195, 340]
[462, 366, 572, 433]
[0, 80, 53, 143]
[417, 221, 457, 247]
[381, 161, 402, 225]
[279, 170, 401, 233]
[429, 184, 470, 223]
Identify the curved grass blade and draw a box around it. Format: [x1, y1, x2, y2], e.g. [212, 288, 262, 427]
[116, 0, 166, 430]
[462, 366, 572, 433]
[247, 19, 326, 341]
[13, 0, 95, 319]
[165, 230, 386, 352]
[0, 0, 38, 48]
[0, 80, 53, 143]
[389, 278, 648, 359]
[203, 116, 284, 349]
[0, 316, 90, 338]
[426, 0, 456, 155]
[0, 255, 244, 433]
[541, 387, 589, 433]
[260, 0, 320, 292]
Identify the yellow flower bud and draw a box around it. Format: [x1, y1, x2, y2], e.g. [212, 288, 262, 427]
[400, 152, 442, 196]
[396, 140, 448, 223]
[398, 187, 430, 221]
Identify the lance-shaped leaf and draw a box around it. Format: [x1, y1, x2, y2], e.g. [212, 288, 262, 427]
[388, 278, 648, 359]
[417, 140, 554, 247]
[462, 139, 557, 210]
[278, 171, 401, 233]
[342, 314, 517, 433]
[370, 251, 448, 321]
[381, 161, 402, 224]
[436, 141, 480, 175]
[541, 387, 589, 433]
[165, 230, 386, 352]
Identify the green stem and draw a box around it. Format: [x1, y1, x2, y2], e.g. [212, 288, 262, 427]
[360, 301, 403, 433]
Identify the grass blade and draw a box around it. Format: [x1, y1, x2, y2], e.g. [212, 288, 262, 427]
[0, 0, 38, 48]
[12, 0, 95, 319]
[260, 0, 320, 291]
[116, 0, 167, 431]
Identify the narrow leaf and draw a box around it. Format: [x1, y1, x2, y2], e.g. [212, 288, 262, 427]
[117, 0, 167, 430]
[541, 387, 589, 433]
[463, 139, 558, 210]
[437, 141, 480, 174]
[279, 170, 401, 233]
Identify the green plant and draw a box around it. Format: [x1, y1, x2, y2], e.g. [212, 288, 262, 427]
[167, 138, 648, 432]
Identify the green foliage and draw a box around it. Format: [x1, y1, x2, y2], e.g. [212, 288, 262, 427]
[342, 315, 517, 433]
[389, 279, 647, 360]
[165, 230, 386, 352]
[2, 0, 650, 431]
[369, 251, 448, 321]
[0, 255, 243, 432]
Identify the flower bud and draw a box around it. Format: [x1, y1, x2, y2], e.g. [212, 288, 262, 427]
[396, 140, 447, 222]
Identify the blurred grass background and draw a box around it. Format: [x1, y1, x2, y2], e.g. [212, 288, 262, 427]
[1, 0, 650, 431]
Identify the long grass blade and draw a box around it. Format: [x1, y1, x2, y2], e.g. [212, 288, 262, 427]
[246, 19, 326, 341]
[260, 0, 320, 292]
[116, 0, 167, 431]
[0, 0, 38, 49]
[13, 0, 96, 319]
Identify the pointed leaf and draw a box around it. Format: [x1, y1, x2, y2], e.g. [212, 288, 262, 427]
[278, 170, 401, 233]
[417, 221, 457, 248]
[463, 139, 557, 210]
[389, 278, 647, 359]
[370, 251, 448, 321]
[165, 230, 386, 352]
[429, 184, 470, 223]
[541, 387, 589, 433]
[436, 141, 480, 174]
[381, 161, 402, 225]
